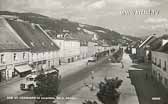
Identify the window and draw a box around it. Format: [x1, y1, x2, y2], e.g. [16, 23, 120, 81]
[32, 53, 34, 59]
[158, 59, 161, 67]
[164, 61, 167, 71]
[23, 52, 26, 59]
[14, 53, 17, 61]
[0, 54, 5, 64]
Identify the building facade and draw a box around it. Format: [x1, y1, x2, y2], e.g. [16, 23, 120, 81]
[152, 51, 168, 89]
[0, 17, 30, 81]
[88, 41, 97, 57]
[7, 18, 59, 73]
[53, 38, 80, 64]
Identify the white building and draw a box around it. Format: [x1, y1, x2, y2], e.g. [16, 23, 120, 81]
[53, 38, 80, 63]
[7, 18, 60, 73]
[152, 42, 168, 88]
[88, 41, 97, 57]
[80, 41, 89, 59]
[0, 17, 30, 81]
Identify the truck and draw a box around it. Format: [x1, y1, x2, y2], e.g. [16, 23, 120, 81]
[20, 69, 60, 90]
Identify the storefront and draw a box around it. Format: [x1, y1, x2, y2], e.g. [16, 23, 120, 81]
[0, 68, 6, 82]
[14, 65, 32, 77]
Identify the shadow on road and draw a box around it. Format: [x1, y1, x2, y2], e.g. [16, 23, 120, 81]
[128, 63, 168, 104]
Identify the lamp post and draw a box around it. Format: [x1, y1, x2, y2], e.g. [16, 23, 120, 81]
[90, 70, 95, 91]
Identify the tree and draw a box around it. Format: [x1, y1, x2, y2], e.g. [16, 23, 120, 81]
[34, 73, 61, 104]
[82, 100, 98, 104]
[97, 77, 123, 104]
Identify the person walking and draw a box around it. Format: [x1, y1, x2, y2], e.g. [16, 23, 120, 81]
[121, 61, 124, 68]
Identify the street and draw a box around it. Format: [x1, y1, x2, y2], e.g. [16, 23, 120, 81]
[57, 52, 138, 104]
[3, 52, 167, 104]
[1, 2, 168, 104]
[0, 52, 114, 104]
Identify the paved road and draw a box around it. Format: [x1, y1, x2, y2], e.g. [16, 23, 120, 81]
[0, 77, 27, 98]
[60, 53, 138, 104]
[0, 57, 93, 99]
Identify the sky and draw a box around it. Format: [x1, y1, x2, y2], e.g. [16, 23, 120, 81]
[0, 0, 168, 37]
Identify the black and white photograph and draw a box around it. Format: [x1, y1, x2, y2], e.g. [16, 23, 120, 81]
[0, 0, 168, 104]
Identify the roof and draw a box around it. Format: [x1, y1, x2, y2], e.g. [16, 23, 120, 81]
[159, 34, 168, 40]
[157, 42, 168, 53]
[139, 35, 156, 48]
[131, 41, 141, 48]
[0, 17, 29, 52]
[7, 19, 59, 52]
[149, 38, 162, 51]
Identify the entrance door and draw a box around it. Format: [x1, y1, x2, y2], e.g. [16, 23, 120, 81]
[68, 58, 71, 63]
[0, 70, 6, 82]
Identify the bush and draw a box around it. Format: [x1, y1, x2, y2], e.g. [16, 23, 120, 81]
[34, 73, 61, 104]
[82, 100, 98, 104]
[97, 77, 123, 104]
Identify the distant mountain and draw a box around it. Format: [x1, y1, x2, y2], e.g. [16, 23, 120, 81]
[0, 11, 140, 45]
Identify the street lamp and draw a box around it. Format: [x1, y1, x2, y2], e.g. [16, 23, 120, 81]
[90, 70, 95, 91]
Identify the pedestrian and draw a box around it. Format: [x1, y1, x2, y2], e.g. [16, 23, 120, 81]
[121, 61, 124, 68]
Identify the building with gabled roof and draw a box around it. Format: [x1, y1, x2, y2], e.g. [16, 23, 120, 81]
[139, 35, 156, 48]
[151, 38, 168, 89]
[6, 18, 60, 73]
[6, 19, 59, 52]
[0, 17, 29, 52]
[136, 34, 158, 63]
[0, 17, 30, 81]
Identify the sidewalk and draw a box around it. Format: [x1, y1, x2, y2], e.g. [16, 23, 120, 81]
[119, 53, 139, 104]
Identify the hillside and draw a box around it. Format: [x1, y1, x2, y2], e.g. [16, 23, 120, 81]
[0, 11, 140, 45]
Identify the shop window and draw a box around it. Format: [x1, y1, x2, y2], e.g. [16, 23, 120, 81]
[14, 53, 17, 61]
[32, 53, 34, 59]
[23, 52, 26, 59]
[0, 54, 5, 64]
[158, 59, 161, 67]
[164, 61, 167, 71]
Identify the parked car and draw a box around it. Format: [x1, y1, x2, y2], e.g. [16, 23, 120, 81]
[88, 56, 97, 62]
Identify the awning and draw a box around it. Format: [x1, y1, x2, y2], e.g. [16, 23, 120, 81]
[15, 65, 32, 73]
